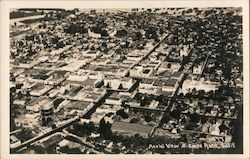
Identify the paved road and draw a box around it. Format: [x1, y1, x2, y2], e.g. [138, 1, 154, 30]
[129, 33, 170, 70]
[11, 86, 110, 153]
[64, 130, 112, 154]
[200, 53, 211, 76]
[11, 117, 80, 153]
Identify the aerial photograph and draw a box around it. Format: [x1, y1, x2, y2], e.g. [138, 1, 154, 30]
[9, 7, 243, 154]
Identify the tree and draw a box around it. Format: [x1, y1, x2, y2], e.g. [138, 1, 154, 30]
[145, 27, 159, 40]
[70, 122, 96, 136]
[16, 83, 23, 89]
[118, 84, 123, 90]
[191, 88, 197, 96]
[144, 115, 152, 122]
[161, 115, 170, 124]
[98, 118, 112, 139]
[115, 29, 128, 37]
[167, 63, 172, 68]
[16, 128, 33, 142]
[189, 112, 200, 123]
[106, 82, 111, 88]
[52, 36, 60, 44]
[131, 31, 142, 41]
[130, 118, 140, 123]
[147, 9, 152, 12]
[197, 101, 204, 109]
[56, 41, 65, 48]
[60, 145, 82, 154]
[197, 90, 205, 99]
[169, 109, 181, 119]
[178, 93, 184, 98]
[186, 8, 193, 14]
[64, 24, 87, 34]
[91, 25, 108, 36]
[112, 147, 121, 154]
[52, 124, 57, 129]
[156, 94, 166, 103]
[25, 35, 34, 41]
[18, 41, 24, 47]
[88, 122, 96, 133]
[140, 97, 148, 107]
[116, 109, 128, 119]
[32, 145, 46, 154]
[43, 23, 47, 29]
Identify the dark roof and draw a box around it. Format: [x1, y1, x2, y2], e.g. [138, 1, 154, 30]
[157, 70, 172, 77]
[41, 135, 63, 149]
[25, 69, 50, 76]
[161, 91, 174, 97]
[153, 80, 165, 86]
[171, 71, 182, 78]
[111, 122, 154, 136]
[63, 80, 83, 86]
[26, 96, 47, 106]
[164, 79, 177, 87]
[141, 78, 154, 84]
[67, 101, 92, 110]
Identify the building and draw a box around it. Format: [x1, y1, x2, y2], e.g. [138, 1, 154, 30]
[82, 50, 101, 58]
[65, 101, 94, 115]
[193, 64, 203, 75]
[40, 100, 54, 126]
[104, 76, 134, 90]
[157, 61, 181, 74]
[26, 96, 48, 112]
[10, 135, 21, 149]
[161, 78, 178, 92]
[105, 95, 123, 105]
[61, 60, 86, 72]
[181, 78, 219, 94]
[111, 122, 154, 138]
[29, 84, 53, 96]
[130, 66, 154, 78]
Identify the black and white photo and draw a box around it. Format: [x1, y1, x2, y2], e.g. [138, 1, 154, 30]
[1, 0, 249, 158]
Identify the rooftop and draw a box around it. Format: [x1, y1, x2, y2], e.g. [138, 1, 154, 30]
[111, 122, 154, 136]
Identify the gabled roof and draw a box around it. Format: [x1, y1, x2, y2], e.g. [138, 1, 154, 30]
[111, 122, 154, 136]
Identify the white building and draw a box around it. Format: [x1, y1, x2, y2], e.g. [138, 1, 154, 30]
[104, 76, 134, 90]
[181, 79, 219, 94]
[193, 64, 203, 75]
